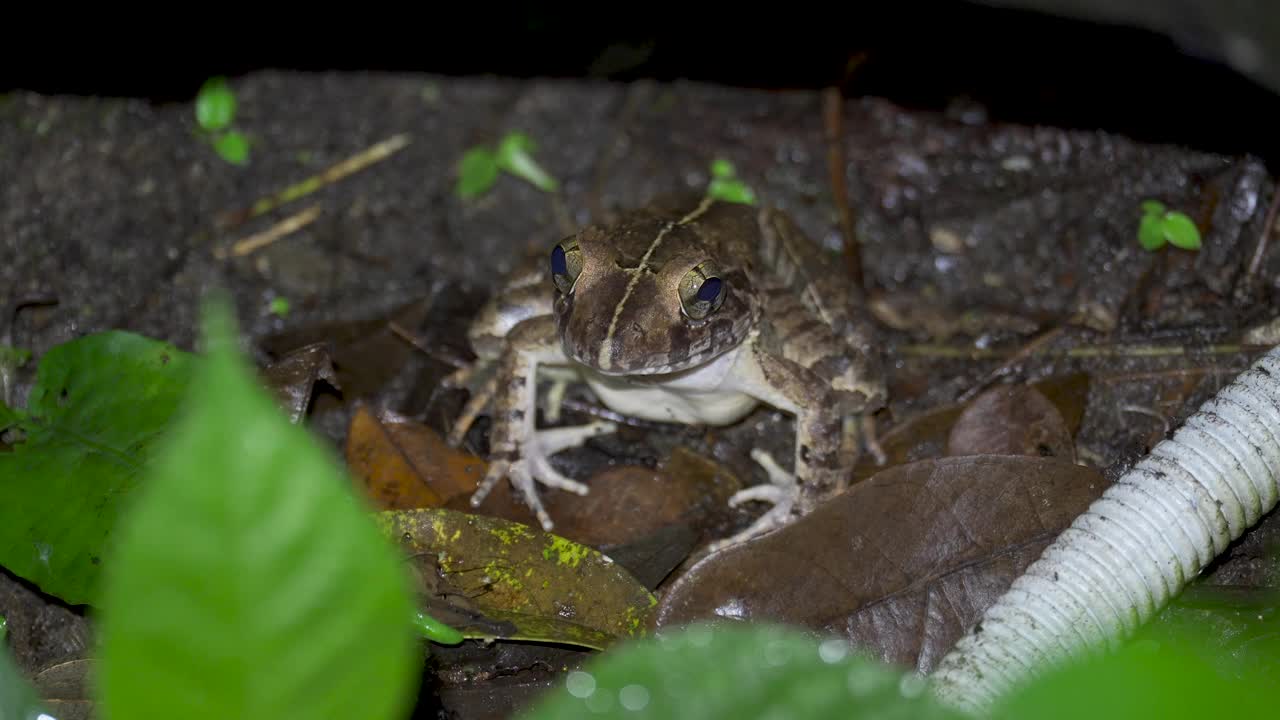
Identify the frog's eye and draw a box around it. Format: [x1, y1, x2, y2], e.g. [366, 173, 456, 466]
[550, 238, 583, 294]
[679, 261, 727, 320]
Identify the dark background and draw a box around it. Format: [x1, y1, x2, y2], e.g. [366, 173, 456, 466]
[5, 2, 1280, 165]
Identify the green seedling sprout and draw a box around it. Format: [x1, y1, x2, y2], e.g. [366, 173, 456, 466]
[1138, 200, 1201, 252]
[195, 77, 251, 166]
[412, 611, 464, 645]
[706, 159, 757, 205]
[456, 132, 560, 199]
[268, 296, 291, 318]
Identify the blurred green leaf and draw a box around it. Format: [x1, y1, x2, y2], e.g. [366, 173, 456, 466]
[96, 298, 420, 720]
[195, 77, 237, 131]
[710, 158, 736, 179]
[991, 630, 1272, 720]
[0, 331, 196, 605]
[412, 611, 463, 645]
[519, 622, 964, 720]
[0, 640, 49, 720]
[1161, 211, 1202, 251]
[1140, 199, 1166, 216]
[1138, 213, 1167, 251]
[496, 132, 560, 192]
[213, 131, 250, 166]
[456, 146, 500, 198]
[707, 178, 757, 206]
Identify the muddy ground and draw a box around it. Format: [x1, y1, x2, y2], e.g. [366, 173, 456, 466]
[3, 71, 1280, 716]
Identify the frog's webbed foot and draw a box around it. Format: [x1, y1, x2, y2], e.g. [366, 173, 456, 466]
[704, 449, 803, 553]
[470, 420, 616, 531]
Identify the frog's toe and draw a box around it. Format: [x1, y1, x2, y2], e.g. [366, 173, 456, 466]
[704, 449, 802, 553]
[536, 421, 617, 455]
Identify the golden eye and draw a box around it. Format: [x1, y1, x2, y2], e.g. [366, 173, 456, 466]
[549, 237, 583, 294]
[678, 261, 727, 320]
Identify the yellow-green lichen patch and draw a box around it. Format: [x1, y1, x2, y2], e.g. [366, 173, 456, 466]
[544, 536, 590, 568]
[378, 507, 657, 639]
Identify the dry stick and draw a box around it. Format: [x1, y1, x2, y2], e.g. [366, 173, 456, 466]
[216, 205, 322, 259]
[954, 325, 1067, 404]
[823, 87, 864, 295]
[1240, 181, 1280, 295]
[215, 133, 413, 231]
[898, 341, 1273, 361]
[930, 343, 1280, 714]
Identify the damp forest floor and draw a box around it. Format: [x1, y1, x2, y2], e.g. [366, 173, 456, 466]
[3, 72, 1280, 717]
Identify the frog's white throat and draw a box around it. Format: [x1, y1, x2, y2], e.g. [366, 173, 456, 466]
[572, 344, 761, 426]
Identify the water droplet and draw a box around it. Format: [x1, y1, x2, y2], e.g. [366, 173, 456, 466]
[620, 684, 651, 711]
[713, 598, 748, 619]
[566, 670, 596, 698]
[899, 672, 927, 698]
[818, 637, 850, 664]
[763, 639, 793, 667]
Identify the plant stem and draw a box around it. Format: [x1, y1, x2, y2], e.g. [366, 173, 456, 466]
[928, 344, 1280, 714]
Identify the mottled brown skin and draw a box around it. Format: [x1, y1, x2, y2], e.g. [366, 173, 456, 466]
[445, 196, 886, 543]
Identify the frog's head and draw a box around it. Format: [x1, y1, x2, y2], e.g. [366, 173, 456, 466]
[548, 212, 755, 376]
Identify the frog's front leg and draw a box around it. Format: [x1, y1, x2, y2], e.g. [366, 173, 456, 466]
[709, 346, 854, 552]
[466, 314, 617, 531]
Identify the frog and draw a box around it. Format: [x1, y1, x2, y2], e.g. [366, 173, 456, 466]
[444, 195, 887, 550]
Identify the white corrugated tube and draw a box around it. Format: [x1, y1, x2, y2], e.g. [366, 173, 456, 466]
[929, 344, 1280, 715]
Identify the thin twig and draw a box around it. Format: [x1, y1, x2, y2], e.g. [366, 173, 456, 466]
[215, 133, 413, 230]
[823, 87, 864, 296]
[956, 325, 1066, 403]
[215, 205, 322, 259]
[388, 320, 473, 370]
[1241, 180, 1280, 294]
[900, 341, 1272, 360]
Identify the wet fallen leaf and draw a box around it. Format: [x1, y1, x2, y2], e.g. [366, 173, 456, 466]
[31, 658, 94, 720]
[946, 384, 1074, 461]
[260, 342, 338, 424]
[379, 507, 656, 644]
[346, 405, 490, 509]
[546, 454, 735, 548]
[854, 373, 1089, 481]
[653, 455, 1108, 673]
[257, 297, 435, 402]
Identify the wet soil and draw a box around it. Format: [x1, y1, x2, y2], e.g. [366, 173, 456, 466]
[3, 70, 1279, 714]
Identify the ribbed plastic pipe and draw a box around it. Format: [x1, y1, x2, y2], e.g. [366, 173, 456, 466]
[929, 345, 1280, 715]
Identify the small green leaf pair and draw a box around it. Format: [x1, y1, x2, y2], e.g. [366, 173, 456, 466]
[456, 132, 560, 199]
[1138, 200, 1202, 252]
[706, 158, 757, 206]
[195, 77, 251, 166]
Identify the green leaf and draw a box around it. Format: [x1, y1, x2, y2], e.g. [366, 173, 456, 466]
[1140, 200, 1166, 216]
[707, 177, 758, 206]
[1161, 211, 1202, 250]
[0, 331, 196, 605]
[268, 296, 291, 317]
[379, 508, 656, 643]
[710, 158, 736, 179]
[456, 146, 500, 199]
[1138, 213, 1167, 251]
[412, 610, 463, 645]
[496, 132, 560, 192]
[0, 641, 49, 720]
[519, 622, 964, 720]
[96, 298, 420, 720]
[991, 630, 1272, 720]
[213, 131, 250, 166]
[195, 76, 237, 131]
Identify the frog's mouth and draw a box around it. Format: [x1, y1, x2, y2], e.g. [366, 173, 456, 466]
[568, 342, 731, 377]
